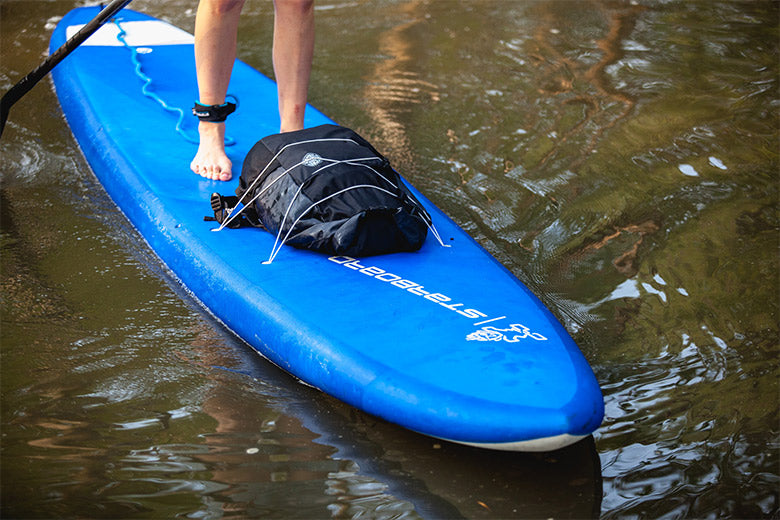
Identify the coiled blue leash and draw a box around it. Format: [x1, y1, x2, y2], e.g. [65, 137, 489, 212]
[112, 18, 236, 146]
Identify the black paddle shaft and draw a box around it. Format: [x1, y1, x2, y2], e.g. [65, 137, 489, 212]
[0, 0, 134, 138]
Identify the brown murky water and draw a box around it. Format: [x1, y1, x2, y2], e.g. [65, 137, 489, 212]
[1, 0, 777, 518]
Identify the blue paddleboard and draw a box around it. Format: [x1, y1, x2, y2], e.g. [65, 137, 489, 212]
[50, 6, 603, 451]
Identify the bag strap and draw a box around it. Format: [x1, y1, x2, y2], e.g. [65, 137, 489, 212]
[206, 193, 264, 229]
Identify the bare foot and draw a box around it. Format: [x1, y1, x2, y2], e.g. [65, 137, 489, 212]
[191, 122, 232, 181]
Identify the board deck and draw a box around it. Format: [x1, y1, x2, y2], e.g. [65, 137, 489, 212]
[50, 6, 604, 451]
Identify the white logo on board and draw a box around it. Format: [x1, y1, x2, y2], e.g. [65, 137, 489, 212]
[467, 324, 547, 343]
[327, 256, 549, 343]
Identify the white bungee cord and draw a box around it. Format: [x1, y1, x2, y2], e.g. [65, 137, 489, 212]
[213, 138, 362, 231]
[211, 137, 449, 262]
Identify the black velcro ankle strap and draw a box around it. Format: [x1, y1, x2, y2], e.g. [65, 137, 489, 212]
[192, 101, 236, 122]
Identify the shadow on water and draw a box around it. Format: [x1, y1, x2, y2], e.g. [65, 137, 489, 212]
[210, 329, 604, 519]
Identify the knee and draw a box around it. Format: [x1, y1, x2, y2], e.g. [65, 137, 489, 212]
[201, 0, 246, 15]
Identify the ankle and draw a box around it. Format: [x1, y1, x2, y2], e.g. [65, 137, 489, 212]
[280, 120, 304, 133]
[279, 104, 305, 133]
[198, 121, 226, 142]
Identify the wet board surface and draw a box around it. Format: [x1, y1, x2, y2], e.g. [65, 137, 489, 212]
[50, 6, 603, 451]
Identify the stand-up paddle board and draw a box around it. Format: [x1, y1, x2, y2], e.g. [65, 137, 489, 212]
[50, 6, 603, 451]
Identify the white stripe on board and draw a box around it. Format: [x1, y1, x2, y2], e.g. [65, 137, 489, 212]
[66, 20, 194, 47]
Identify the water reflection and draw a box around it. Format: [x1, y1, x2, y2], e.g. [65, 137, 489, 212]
[343, 1, 778, 518]
[360, 0, 441, 173]
[524, 1, 641, 173]
[311, 403, 603, 519]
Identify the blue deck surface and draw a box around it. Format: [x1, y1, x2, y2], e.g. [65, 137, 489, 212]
[50, 6, 603, 451]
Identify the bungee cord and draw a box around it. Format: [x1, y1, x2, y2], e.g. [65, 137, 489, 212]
[112, 18, 236, 146]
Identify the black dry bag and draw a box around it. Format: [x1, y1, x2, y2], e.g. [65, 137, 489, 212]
[232, 124, 430, 258]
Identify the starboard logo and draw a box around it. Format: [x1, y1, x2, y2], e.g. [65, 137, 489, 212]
[328, 256, 548, 343]
[467, 323, 547, 343]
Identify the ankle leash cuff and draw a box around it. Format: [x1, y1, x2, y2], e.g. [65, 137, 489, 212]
[192, 101, 237, 122]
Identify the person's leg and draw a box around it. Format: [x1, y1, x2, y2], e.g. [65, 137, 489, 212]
[272, 0, 315, 133]
[191, 0, 245, 181]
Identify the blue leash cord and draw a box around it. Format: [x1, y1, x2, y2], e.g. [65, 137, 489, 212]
[112, 18, 236, 146]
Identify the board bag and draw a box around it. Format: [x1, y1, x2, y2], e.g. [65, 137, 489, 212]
[219, 124, 431, 258]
